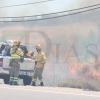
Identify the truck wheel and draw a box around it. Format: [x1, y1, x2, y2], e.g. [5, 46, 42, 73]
[23, 76, 32, 85]
[3, 78, 9, 84]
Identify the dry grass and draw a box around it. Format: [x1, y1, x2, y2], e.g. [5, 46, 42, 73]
[57, 78, 100, 91]
[56, 60, 100, 91]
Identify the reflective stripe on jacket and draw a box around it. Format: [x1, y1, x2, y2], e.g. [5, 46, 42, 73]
[10, 47, 24, 59]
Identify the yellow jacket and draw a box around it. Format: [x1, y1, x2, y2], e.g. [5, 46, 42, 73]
[10, 47, 24, 59]
[32, 51, 46, 68]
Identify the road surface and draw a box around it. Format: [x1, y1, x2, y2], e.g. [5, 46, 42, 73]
[0, 79, 100, 100]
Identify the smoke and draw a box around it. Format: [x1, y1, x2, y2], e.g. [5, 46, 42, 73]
[76, 0, 100, 22]
[1, 0, 100, 26]
[0, 0, 100, 82]
[80, 0, 100, 7]
[15, 0, 49, 17]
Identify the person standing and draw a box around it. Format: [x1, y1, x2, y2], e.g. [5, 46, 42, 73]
[31, 44, 46, 86]
[9, 40, 24, 85]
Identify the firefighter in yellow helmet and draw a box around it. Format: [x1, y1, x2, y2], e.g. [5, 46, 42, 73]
[31, 44, 46, 86]
[9, 40, 24, 85]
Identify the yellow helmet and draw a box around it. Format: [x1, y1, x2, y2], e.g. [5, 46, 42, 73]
[13, 40, 21, 46]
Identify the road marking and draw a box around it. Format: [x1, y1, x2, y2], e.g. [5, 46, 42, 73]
[0, 86, 100, 98]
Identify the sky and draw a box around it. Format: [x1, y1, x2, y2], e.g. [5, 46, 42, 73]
[0, 0, 100, 21]
[0, 0, 81, 17]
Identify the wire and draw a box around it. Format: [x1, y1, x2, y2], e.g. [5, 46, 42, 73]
[0, 5, 100, 22]
[0, 0, 54, 8]
[0, 3, 100, 19]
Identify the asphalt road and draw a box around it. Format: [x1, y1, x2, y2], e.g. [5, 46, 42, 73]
[0, 79, 100, 100]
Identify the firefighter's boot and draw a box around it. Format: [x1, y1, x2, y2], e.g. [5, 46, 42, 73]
[13, 82, 18, 85]
[9, 81, 13, 85]
[31, 82, 36, 86]
[40, 82, 44, 86]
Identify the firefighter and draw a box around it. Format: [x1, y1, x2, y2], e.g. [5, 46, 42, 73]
[31, 44, 46, 86]
[9, 40, 24, 85]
